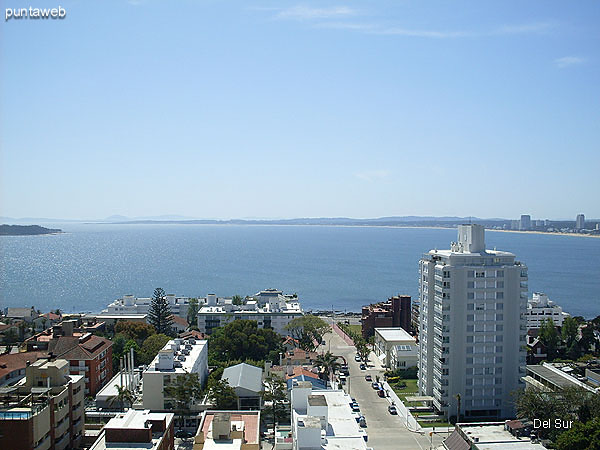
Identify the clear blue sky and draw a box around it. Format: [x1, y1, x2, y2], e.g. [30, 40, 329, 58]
[1, 1, 599, 220]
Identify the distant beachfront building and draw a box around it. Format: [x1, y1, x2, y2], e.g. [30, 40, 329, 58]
[142, 337, 208, 411]
[418, 224, 527, 420]
[576, 214, 585, 229]
[525, 292, 569, 329]
[103, 293, 198, 318]
[519, 215, 531, 230]
[361, 295, 412, 338]
[197, 289, 304, 335]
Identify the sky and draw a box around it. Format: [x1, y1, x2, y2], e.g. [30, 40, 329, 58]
[1, 1, 599, 220]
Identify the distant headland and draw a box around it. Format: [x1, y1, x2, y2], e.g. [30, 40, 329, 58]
[0, 224, 62, 236]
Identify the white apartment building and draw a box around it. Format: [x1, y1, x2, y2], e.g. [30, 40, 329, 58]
[197, 289, 304, 335]
[373, 327, 418, 369]
[103, 293, 201, 318]
[418, 224, 528, 419]
[142, 337, 208, 410]
[282, 381, 368, 450]
[525, 292, 569, 329]
[576, 214, 585, 229]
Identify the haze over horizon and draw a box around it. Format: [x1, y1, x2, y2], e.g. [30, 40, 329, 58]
[2, 1, 599, 220]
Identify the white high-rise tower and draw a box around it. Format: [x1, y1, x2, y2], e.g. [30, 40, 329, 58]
[417, 224, 527, 419]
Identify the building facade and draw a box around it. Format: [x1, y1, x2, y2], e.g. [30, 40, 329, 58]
[0, 358, 85, 450]
[373, 327, 418, 369]
[197, 289, 303, 335]
[520, 215, 531, 230]
[418, 224, 527, 419]
[142, 337, 208, 411]
[24, 320, 113, 396]
[361, 295, 412, 338]
[103, 293, 193, 318]
[89, 409, 174, 450]
[576, 214, 586, 229]
[525, 292, 569, 329]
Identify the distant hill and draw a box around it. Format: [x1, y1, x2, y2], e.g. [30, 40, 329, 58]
[0, 224, 62, 236]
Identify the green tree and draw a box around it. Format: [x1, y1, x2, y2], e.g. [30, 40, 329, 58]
[139, 333, 171, 365]
[539, 318, 560, 360]
[355, 339, 370, 362]
[314, 351, 341, 381]
[555, 417, 600, 450]
[580, 325, 596, 354]
[148, 288, 174, 336]
[562, 316, 579, 348]
[232, 295, 243, 306]
[115, 321, 155, 344]
[208, 320, 282, 363]
[284, 315, 330, 351]
[262, 375, 288, 426]
[206, 379, 238, 410]
[567, 341, 581, 360]
[186, 298, 200, 327]
[109, 385, 136, 411]
[164, 373, 203, 429]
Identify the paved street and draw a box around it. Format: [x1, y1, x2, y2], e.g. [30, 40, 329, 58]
[322, 322, 447, 450]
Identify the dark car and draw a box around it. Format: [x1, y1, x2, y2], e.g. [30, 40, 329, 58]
[388, 405, 398, 415]
[360, 363, 366, 370]
[377, 389, 385, 398]
[175, 430, 193, 439]
[365, 374, 372, 381]
[371, 382, 379, 389]
[355, 355, 361, 362]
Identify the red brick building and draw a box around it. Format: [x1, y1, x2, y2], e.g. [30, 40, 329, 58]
[361, 295, 412, 338]
[24, 320, 113, 396]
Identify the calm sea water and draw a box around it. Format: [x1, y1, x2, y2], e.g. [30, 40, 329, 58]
[1, 224, 599, 318]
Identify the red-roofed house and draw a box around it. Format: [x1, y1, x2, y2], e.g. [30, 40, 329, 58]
[0, 351, 47, 386]
[171, 314, 189, 333]
[25, 320, 113, 395]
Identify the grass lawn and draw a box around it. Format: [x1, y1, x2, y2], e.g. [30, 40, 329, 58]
[418, 420, 452, 428]
[389, 379, 418, 400]
[347, 324, 362, 335]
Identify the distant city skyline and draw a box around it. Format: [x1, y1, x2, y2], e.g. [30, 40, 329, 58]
[2, 1, 599, 219]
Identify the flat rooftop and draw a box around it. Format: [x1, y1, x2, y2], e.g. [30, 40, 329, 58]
[375, 327, 414, 342]
[458, 423, 547, 449]
[146, 338, 207, 374]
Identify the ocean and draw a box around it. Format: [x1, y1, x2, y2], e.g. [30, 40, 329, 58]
[1, 224, 599, 318]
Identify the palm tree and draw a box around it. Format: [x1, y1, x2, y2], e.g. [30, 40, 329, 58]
[315, 352, 341, 382]
[110, 385, 136, 411]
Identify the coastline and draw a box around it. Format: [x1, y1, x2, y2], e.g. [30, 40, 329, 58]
[487, 229, 600, 239]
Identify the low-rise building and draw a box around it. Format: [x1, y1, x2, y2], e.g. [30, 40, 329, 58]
[0, 351, 47, 387]
[142, 337, 208, 410]
[25, 320, 113, 396]
[89, 409, 174, 450]
[285, 381, 368, 450]
[197, 289, 304, 335]
[373, 327, 418, 369]
[443, 422, 547, 449]
[522, 363, 598, 393]
[361, 295, 412, 338]
[525, 293, 569, 329]
[103, 293, 194, 318]
[194, 410, 260, 450]
[222, 363, 263, 410]
[0, 358, 85, 450]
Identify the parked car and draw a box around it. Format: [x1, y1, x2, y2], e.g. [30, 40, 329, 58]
[355, 355, 361, 362]
[388, 405, 398, 415]
[359, 416, 367, 427]
[371, 382, 379, 389]
[175, 430, 193, 439]
[377, 389, 385, 398]
[351, 402, 360, 412]
[360, 363, 366, 370]
[365, 374, 372, 382]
